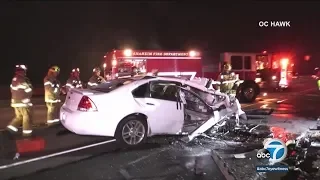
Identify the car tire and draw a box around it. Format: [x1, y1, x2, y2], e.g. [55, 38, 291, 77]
[238, 82, 258, 103]
[115, 116, 147, 147]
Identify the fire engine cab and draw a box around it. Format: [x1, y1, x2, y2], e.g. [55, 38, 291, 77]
[202, 52, 294, 102]
[218, 52, 293, 89]
[103, 49, 202, 79]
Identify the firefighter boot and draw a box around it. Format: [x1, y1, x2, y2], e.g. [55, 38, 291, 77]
[7, 107, 23, 135]
[46, 103, 60, 125]
[21, 107, 33, 137]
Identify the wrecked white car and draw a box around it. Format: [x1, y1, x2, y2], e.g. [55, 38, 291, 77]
[60, 75, 247, 147]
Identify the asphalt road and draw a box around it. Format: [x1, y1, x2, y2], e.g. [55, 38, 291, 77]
[0, 76, 319, 180]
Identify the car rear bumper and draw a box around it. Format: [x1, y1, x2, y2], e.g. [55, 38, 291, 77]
[60, 106, 115, 137]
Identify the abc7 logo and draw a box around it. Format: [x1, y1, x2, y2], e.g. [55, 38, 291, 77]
[256, 149, 271, 159]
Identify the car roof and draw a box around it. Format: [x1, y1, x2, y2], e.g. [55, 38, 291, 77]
[109, 75, 208, 93]
[131, 76, 207, 91]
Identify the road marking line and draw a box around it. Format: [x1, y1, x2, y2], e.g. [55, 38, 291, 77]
[127, 147, 169, 166]
[0, 139, 116, 170]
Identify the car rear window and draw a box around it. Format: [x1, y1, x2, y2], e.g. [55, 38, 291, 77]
[92, 79, 134, 93]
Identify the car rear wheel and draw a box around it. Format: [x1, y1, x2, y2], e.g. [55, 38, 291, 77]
[115, 116, 147, 147]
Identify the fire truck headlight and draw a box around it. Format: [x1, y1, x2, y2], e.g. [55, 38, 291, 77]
[189, 50, 197, 57]
[112, 60, 117, 66]
[123, 49, 132, 56]
[272, 75, 277, 80]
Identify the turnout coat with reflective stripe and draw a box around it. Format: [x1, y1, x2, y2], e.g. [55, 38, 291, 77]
[44, 75, 61, 103]
[66, 77, 82, 90]
[87, 75, 106, 88]
[10, 75, 33, 107]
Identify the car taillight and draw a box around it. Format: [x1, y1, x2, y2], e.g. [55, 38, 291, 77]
[77, 96, 98, 112]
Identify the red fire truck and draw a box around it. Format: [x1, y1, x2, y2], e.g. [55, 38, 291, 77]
[103, 49, 202, 79]
[103, 49, 293, 103]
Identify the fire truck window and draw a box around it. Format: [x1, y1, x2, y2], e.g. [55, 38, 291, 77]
[132, 83, 148, 98]
[244, 56, 252, 69]
[230, 56, 243, 70]
[256, 55, 269, 70]
[149, 81, 180, 101]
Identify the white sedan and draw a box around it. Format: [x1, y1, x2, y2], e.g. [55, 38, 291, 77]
[60, 76, 246, 146]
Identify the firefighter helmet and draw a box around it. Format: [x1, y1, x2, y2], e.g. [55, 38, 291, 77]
[15, 64, 27, 72]
[223, 63, 232, 71]
[49, 65, 60, 72]
[93, 67, 101, 73]
[72, 68, 80, 73]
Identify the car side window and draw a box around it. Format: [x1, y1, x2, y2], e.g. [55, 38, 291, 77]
[149, 81, 180, 101]
[132, 83, 149, 98]
[181, 89, 211, 114]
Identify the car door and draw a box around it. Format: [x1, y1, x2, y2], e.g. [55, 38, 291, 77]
[178, 87, 214, 134]
[133, 80, 184, 135]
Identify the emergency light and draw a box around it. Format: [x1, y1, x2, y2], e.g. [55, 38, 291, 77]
[189, 50, 199, 57]
[112, 60, 117, 66]
[280, 58, 289, 68]
[123, 49, 132, 57]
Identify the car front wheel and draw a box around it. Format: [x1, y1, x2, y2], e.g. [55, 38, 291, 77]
[115, 116, 147, 147]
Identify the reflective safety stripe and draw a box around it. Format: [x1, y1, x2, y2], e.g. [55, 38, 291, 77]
[53, 88, 58, 93]
[66, 83, 74, 88]
[76, 84, 82, 88]
[88, 82, 98, 86]
[46, 99, 61, 103]
[222, 80, 237, 84]
[25, 88, 32, 93]
[23, 130, 32, 134]
[10, 84, 28, 90]
[44, 81, 54, 87]
[11, 103, 33, 107]
[7, 125, 18, 132]
[21, 98, 30, 103]
[47, 119, 60, 124]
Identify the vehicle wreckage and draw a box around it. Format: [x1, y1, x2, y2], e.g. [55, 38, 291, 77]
[61, 74, 253, 146]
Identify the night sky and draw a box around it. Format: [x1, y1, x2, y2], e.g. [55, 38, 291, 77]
[1, 2, 319, 85]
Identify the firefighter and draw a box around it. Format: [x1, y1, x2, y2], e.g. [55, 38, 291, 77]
[44, 66, 64, 124]
[87, 67, 106, 89]
[316, 69, 320, 90]
[65, 68, 82, 92]
[218, 63, 238, 95]
[7, 64, 33, 136]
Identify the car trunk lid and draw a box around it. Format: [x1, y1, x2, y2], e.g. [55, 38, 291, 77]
[64, 89, 96, 111]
